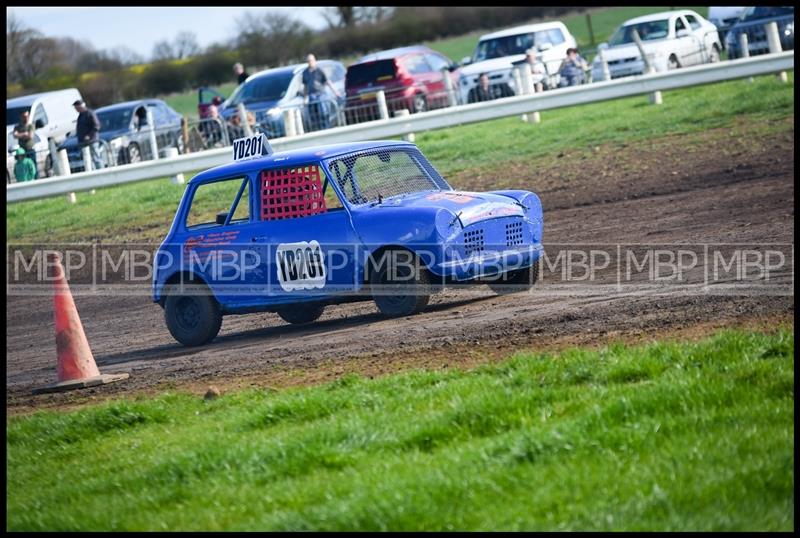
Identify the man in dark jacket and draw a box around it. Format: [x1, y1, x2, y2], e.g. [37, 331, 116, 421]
[467, 73, 514, 103]
[73, 99, 104, 170]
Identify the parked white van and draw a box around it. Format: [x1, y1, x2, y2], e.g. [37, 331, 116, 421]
[6, 88, 83, 182]
[458, 21, 578, 103]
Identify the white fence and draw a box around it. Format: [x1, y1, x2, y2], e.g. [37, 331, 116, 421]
[6, 51, 794, 204]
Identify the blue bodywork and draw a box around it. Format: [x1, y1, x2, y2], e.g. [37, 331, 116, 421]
[152, 140, 543, 313]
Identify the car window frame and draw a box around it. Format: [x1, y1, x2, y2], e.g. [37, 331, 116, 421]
[402, 53, 434, 75]
[183, 175, 254, 231]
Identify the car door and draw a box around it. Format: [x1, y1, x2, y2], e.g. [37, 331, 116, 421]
[246, 163, 361, 304]
[684, 13, 711, 63]
[403, 53, 440, 106]
[673, 15, 697, 66]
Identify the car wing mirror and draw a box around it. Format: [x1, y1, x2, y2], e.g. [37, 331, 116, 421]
[448, 63, 459, 72]
[34, 119, 45, 129]
[537, 42, 553, 52]
[216, 211, 229, 225]
[598, 42, 609, 51]
[461, 56, 472, 66]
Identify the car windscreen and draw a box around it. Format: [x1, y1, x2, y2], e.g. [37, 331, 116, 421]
[473, 33, 537, 61]
[346, 60, 397, 87]
[609, 20, 670, 46]
[7, 106, 30, 127]
[226, 72, 295, 106]
[325, 147, 449, 205]
[739, 6, 793, 21]
[97, 108, 133, 132]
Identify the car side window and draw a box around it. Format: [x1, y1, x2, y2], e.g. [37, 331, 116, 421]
[403, 54, 433, 75]
[675, 17, 687, 34]
[684, 14, 701, 30]
[425, 53, 450, 72]
[322, 63, 345, 83]
[186, 177, 250, 229]
[545, 28, 566, 46]
[32, 105, 48, 127]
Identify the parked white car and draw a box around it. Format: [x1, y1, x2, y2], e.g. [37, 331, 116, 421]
[591, 10, 723, 82]
[458, 21, 578, 102]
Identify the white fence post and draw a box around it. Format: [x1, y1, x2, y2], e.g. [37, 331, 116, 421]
[521, 64, 541, 123]
[165, 147, 184, 184]
[632, 29, 662, 105]
[57, 148, 71, 178]
[146, 108, 159, 160]
[598, 48, 611, 82]
[294, 108, 305, 135]
[738, 33, 754, 83]
[394, 109, 415, 142]
[765, 22, 788, 83]
[283, 109, 297, 137]
[47, 138, 63, 176]
[81, 145, 93, 172]
[376, 90, 389, 120]
[237, 103, 254, 137]
[441, 68, 458, 107]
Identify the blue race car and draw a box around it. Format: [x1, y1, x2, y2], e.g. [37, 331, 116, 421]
[153, 136, 543, 346]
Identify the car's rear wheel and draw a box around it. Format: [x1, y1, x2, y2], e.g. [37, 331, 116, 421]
[370, 250, 431, 316]
[708, 45, 721, 63]
[412, 94, 427, 114]
[488, 259, 540, 295]
[127, 143, 142, 164]
[276, 303, 325, 325]
[164, 283, 222, 347]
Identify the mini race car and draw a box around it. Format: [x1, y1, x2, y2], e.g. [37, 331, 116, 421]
[153, 134, 543, 346]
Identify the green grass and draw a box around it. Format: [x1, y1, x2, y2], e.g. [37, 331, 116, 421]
[6, 328, 794, 531]
[8, 71, 793, 245]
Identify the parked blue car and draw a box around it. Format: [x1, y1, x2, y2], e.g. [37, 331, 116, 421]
[725, 6, 794, 58]
[153, 138, 544, 346]
[219, 61, 346, 138]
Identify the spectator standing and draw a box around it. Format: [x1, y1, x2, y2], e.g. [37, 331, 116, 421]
[233, 62, 250, 85]
[73, 99, 105, 170]
[302, 53, 340, 131]
[467, 73, 514, 103]
[557, 48, 589, 87]
[13, 147, 36, 182]
[12, 110, 37, 179]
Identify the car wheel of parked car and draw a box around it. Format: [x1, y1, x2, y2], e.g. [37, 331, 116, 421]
[164, 283, 222, 347]
[412, 94, 428, 114]
[370, 250, 431, 317]
[276, 303, 326, 325]
[127, 143, 142, 164]
[44, 155, 54, 178]
[668, 55, 681, 70]
[709, 45, 721, 63]
[175, 134, 185, 155]
[487, 259, 540, 295]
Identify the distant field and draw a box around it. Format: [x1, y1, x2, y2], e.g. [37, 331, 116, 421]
[9, 72, 794, 245]
[6, 328, 794, 531]
[163, 6, 707, 117]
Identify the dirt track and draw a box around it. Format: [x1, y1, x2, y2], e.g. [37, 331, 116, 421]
[6, 119, 794, 412]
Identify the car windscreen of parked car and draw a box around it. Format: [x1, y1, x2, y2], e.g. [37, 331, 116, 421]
[227, 72, 295, 106]
[473, 29, 565, 62]
[609, 20, 670, 46]
[97, 108, 133, 132]
[738, 6, 794, 21]
[325, 148, 446, 205]
[347, 60, 397, 87]
[6, 106, 30, 127]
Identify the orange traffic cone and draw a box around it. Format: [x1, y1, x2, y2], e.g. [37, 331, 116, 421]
[32, 253, 129, 394]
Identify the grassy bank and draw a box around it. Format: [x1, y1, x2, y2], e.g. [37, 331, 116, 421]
[6, 328, 794, 531]
[7, 71, 794, 245]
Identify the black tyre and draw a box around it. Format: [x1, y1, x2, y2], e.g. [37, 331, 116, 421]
[127, 143, 142, 164]
[164, 284, 222, 347]
[44, 155, 54, 177]
[667, 55, 681, 70]
[708, 45, 721, 63]
[488, 259, 540, 295]
[276, 303, 325, 325]
[370, 250, 431, 317]
[412, 94, 427, 114]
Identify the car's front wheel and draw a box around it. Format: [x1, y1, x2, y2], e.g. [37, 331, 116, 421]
[276, 303, 325, 325]
[708, 44, 721, 63]
[164, 284, 222, 346]
[667, 54, 681, 70]
[127, 143, 142, 164]
[370, 250, 431, 317]
[411, 94, 427, 114]
[487, 259, 540, 295]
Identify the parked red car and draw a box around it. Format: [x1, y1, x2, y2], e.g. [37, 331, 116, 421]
[344, 46, 461, 124]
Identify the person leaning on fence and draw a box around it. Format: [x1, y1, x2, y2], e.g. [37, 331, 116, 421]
[467, 73, 514, 103]
[201, 96, 224, 147]
[233, 62, 250, 85]
[12, 110, 37, 179]
[13, 147, 36, 182]
[302, 54, 340, 132]
[557, 48, 589, 88]
[73, 99, 105, 170]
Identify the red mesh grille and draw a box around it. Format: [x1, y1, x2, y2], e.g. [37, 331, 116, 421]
[260, 165, 327, 220]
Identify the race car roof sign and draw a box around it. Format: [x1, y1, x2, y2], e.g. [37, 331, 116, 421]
[233, 133, 273, 162]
